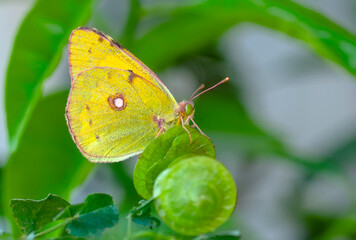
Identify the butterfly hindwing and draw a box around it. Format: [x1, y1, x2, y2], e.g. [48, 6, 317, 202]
[66, 67, 175, 162]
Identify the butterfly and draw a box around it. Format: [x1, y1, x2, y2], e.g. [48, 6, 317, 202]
[65, 27, 228, 162]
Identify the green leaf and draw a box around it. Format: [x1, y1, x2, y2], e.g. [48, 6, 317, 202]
[193, 230, 241, 240]
[1, 92, 94, 237]
[10, 194, 69, 235]
[5, 0, 95, 152]
[133, 0, 356, 76]
[247, 0, 356, 76]
[134, 126, 215, 199]
[66, 193, 119, 237]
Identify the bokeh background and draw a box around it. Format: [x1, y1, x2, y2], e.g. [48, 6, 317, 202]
[1, 0, 356, 239]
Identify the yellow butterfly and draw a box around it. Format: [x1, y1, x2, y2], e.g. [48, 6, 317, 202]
[66, 27, 228, 162]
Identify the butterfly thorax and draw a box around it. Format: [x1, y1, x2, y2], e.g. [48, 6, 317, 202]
[151, 101, 194, 132]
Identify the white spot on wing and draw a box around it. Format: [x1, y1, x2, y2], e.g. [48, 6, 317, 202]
[114, 97, 124, 108]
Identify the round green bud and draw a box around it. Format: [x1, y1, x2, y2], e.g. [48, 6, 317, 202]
[153, 156, 237, 236]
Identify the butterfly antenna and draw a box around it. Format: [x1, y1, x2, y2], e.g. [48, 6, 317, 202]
[189, 84, 205, 101]
[190, 77, 230, 101]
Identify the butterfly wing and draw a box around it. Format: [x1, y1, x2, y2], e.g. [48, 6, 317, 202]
[66, 67, 177, 162]
[69, 27, 177, 109]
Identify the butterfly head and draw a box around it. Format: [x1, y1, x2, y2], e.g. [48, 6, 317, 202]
[176, 101, 195, 120]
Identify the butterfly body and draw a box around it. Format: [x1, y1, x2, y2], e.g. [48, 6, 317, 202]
[66, 27, 189, 162]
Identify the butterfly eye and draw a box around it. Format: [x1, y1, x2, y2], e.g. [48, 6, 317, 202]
[185, 103, 194, 115]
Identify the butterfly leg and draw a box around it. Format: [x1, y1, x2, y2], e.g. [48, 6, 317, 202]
[188, 117, 207, 136]
[180, 116, 192, 143]
[155, 127, 165, 138]
[153, 116, 166, 138]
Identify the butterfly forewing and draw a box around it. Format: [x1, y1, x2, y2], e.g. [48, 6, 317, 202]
[69, 27, 177, 106]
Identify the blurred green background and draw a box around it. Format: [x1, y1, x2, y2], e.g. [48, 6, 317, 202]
[1, 0, 356, 239]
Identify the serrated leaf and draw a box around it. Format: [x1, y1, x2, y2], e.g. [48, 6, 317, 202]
[66, 194, 119, 237]
[10, 194, 69, 235]
[134, 126, 215, 199]
[193, 230, 241, 240]
[5, 0, 95, 152]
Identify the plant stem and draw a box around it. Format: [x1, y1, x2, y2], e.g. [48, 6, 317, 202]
[33, 217, 74, 238]
[131, 197, 154, 215]
[125, 214, 133, 240]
